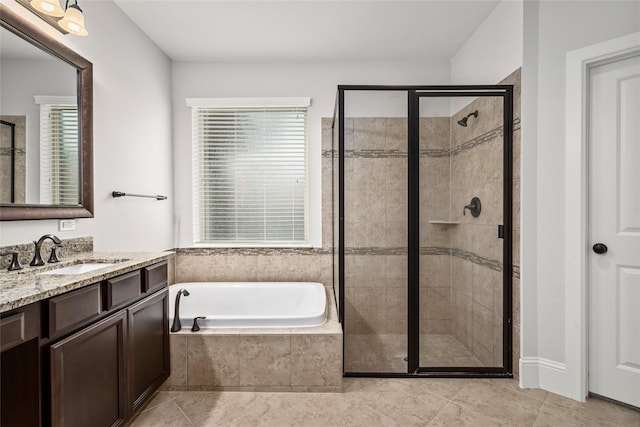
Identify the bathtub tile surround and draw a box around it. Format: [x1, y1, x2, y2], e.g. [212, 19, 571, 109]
[163, 287, 342, 392]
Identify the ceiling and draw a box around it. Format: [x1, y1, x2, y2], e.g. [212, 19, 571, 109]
[113, 0, 500, 62]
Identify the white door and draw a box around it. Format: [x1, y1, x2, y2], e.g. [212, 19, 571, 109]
[588, 53, 640, 408]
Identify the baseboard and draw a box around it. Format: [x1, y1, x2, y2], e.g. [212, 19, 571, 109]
[520, 357, 568, 394]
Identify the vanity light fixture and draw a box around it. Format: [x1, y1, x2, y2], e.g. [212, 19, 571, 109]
[29, 0, 64, 17]
[57, 0, 88, 36]
[19, 0, 88, 36]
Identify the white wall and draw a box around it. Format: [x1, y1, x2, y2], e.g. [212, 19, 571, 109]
[0, 0, 174, 252]
[521, 0, 640, 398]
[450, 0, 523, 112]
[172, 60, 450, 248]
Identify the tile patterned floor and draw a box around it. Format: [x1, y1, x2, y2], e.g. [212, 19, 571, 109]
[129, 378, 640, 426]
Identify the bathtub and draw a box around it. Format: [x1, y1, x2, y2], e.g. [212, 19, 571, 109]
[168, 282, 327, 329]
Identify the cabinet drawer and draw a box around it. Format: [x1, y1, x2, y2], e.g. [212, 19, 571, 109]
[107, 270, 142, 310]
[49, 283, 101, 339]
[144, 262, 167, 293]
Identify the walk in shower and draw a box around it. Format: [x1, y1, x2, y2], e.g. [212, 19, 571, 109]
[333, 85, 513, 377]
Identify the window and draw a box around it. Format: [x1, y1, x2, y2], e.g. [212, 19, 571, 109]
[36, 96, 79, 205]
[189, 98, 310, 245]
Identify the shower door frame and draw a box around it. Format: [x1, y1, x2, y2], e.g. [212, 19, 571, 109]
[338, 85, 514, 378]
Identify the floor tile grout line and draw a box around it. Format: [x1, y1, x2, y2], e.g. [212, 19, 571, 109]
[172, 399, 196, 427]
[427, 386, 464, 426]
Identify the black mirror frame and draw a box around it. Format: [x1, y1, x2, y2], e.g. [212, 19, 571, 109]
[0, 4, 93, 221]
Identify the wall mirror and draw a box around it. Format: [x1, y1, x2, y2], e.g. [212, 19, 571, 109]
[0, 5, 93, 220]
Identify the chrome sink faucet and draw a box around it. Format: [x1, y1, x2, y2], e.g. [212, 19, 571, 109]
[30, 234, 62, 267]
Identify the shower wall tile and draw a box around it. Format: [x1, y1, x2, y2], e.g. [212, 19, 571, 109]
[353, 118, 386, 150]
[421, 319, 452, 335]
[344, 255, 387, 282]
[419, 254, 451, 288]
[351, 222, 386, 247]
[493, 312, 504, 366]
[385, 255, 407, 279]
[422, 287, 451, 320]
[473, 263, 498, 311]
[385, 158, 408, 191]
[472, 337, 493, 367]
[385, 118, 408, 150]
[452, 257, 472, 297]
[472, 302, 494, 353]
[420, 117, 451, 150]
[420, 223, 451, 247]
[383, 222, 408, 247]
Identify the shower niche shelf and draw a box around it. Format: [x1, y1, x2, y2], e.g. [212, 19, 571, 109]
[428, 220, 461, 225]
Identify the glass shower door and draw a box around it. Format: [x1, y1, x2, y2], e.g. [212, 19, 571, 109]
[342, 90, 408, 374]
[410, 89, 512, 373]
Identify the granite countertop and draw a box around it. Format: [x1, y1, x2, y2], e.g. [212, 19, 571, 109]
[0, 251, 174, 312]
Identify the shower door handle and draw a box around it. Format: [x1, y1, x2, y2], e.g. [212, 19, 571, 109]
[592, 243, 608, 254]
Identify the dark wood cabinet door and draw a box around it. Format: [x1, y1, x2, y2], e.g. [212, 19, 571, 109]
[50, 311, 126, 427]
[127, 289, 170, 416]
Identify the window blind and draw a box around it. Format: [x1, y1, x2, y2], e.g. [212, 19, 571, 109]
[191, 105, 308, 244]
[39, 103, 79, 205]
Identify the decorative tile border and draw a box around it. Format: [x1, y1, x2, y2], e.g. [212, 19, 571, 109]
[451, 248, 503, 272]
[0, 148, 26, 156]
[175, 247, 332, 256]
[320, 117, 520, 160]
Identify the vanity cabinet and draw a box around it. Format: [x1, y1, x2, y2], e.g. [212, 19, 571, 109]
[48, 261, 170, 427]
[1, 302, 41, 427]
[0, 260, 169, 427]
[127, 289, 170, 415]
[50, 311, 127, 427]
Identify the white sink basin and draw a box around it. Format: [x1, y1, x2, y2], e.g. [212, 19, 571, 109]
[39, 263, 115, 275]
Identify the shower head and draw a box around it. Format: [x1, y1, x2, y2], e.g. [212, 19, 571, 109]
[457, 110, 478, 127]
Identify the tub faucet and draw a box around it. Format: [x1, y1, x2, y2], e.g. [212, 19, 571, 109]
[30, 234, 62, 266]
[170, 289, 190, 332]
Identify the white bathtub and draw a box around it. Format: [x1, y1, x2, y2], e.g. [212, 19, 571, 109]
[168, 282, 327, 329]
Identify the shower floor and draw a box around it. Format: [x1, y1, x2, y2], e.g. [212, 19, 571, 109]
[344, 333, 483, 373]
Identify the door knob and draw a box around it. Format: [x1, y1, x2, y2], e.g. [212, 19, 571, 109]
[592, 243, 608, 254]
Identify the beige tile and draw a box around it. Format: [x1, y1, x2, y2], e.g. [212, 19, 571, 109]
[174, 391, 267, 427]
[291, 334, 342, 387]
[446, 380, 544, 426]
[542, 393, 640, 426]
[129, 400, 193, 427]
[164, 335, 187, 388]
[420, 222, 452, 247]
[385, 255, 407, 279]
[385, 158, 408, 191]
[384, 117, 408, 150]
[186, 335, 240, 387]
[420, 254, 452, 289]
[420, 117, 451, 150]
[452, 257, 472, 297]
[353, 117, 386, 150]
[472, 301, 494, 354]
[473, 263, 498, 311]
[383, 221, 408, 247]
[175, 255, 258, 283]
[422, 287, 452, 320]
[238, 336, 292, 387]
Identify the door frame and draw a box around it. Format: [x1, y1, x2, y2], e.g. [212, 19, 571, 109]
[564, 31, 640, 402]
